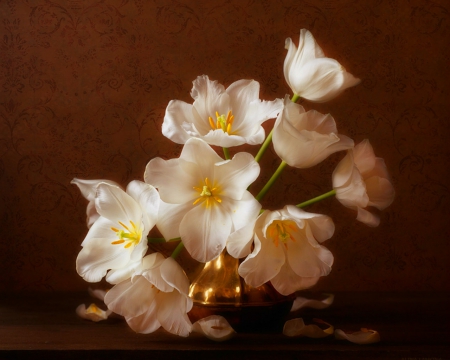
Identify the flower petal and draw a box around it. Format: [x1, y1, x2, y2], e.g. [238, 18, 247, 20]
[270, 258, 321, 295]
[238, 233, 285, 288]
[156, 290, 192, 337]
[290, 293, 334, 312]
[71, 178, 120, 201]
[95, 183, 141, 225]
[125, 301, 161, 334]
[283, 318, 334, 338]
[104, 275, 157, 318]
[162, 100, 198, 144]
[335, 328, 380, 344]
[144, 157, 196, 204]
[192, 315, 236, 342]
[76, 303, 111, 322]
[180, 204, 232, 263]
[126, 180, 160, 227]
[214, 153, 260, 200]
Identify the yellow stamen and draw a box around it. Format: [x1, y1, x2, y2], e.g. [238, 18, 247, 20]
[111, 239, 125, 245]
[209, 116, 216, 129]
[118, 221, 129, 231]
[111, 227, 119, 232]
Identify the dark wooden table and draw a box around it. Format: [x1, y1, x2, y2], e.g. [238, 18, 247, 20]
[0, 291, 449, 359]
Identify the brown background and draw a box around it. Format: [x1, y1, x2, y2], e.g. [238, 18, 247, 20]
[0, 0, 449, 292]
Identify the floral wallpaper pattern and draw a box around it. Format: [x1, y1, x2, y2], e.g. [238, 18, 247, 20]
[0, 0, 449, 291]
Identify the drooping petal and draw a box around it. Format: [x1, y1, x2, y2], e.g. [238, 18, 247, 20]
[238, 233, 285, 287]
[273, 98, 353, 168]
[365, 176, 395, 210]
[192, 315, 236, 342]
[270, 257, 321, 295]
[125, 300, 161, 334]
[156, 290, 192, 337]
[356, 207, 380, 227]
[180, 204, 233, 263]
[160, 257, 191, 300]
[225, 192, 261, 236]
[104, 275, 157, 318]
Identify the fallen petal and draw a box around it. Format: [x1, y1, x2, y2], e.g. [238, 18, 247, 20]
[76, 303, 112, 322]
[291, 293, 334, 312]
[283, 318, 334, 338]
[335, 328, 380, 344]
[192, 315, 236, 342]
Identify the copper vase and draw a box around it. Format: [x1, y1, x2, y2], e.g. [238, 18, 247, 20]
[188, 249, 295, 333]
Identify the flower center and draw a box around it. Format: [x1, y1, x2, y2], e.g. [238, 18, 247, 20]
[208, 110, 234, 134]
[266, 220, 298, 248]
[193, 177, 222, 207]
[110, 220, 142, 248]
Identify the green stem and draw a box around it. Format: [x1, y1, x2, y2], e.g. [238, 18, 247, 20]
[256, 160, 288, 201]
[296, 189, 336, 208]
[254, 129, 273, 163]
[223, 147, 231, 160]
[291, 93, 300, 103]
[170, 241, 185, 259]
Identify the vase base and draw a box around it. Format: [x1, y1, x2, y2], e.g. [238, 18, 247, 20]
[188, 298, 294, 333]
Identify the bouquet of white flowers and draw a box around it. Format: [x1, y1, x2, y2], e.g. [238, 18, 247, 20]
[72, 29, 394, 340]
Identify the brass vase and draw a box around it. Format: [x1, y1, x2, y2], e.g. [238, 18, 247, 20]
[188, 250, 295, 333]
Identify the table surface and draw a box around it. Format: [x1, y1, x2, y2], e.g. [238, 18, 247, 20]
[0, 291, 449, 360]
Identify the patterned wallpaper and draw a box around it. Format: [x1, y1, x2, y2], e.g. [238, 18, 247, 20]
[0, 0, 449, 291]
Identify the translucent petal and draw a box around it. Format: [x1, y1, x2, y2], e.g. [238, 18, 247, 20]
[238, 233, 285, 287]
[71, 178, 120, 201]
[125, 300, 161, 334]
[104, 275, 157, 318]
[156, 290, 192, 337]
[213, 153, 260, 200]
[76, 236, 131, 283]
[270, 258, 321, 295]
[144, 157, 197, 204]
[95, 183, 141, 225]
[126, 180, 160, 227]
[291, 293, 334, 312]
[180, 204, 232, 263]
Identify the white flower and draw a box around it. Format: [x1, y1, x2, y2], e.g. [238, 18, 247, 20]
[104, 253, 193, 337]
[272, 96, 354, 168]
[162, 75, 283, 147]
[71, 178, 120, 228]
[228, 205, 334, 296]
[332, 139, 395, 227]
[284, 29, 360, 102]
[76, 181, 160, 284]
[144, 137, 261, 263]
